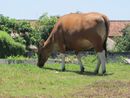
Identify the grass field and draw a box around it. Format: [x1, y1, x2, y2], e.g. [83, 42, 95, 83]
[0, 56, 130, 98]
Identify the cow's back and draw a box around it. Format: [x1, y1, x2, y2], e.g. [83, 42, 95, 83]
[53, 12, 109, 52]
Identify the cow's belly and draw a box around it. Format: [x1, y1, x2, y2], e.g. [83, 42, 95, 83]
[67, 39, 93, 51]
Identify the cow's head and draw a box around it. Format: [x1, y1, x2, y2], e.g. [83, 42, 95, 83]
[37, 40, 48, 68]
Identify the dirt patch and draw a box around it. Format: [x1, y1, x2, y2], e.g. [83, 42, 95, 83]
[71, 80, 130, 98]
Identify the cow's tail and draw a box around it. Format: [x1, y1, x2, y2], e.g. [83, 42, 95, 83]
[102, 15, 110, 57]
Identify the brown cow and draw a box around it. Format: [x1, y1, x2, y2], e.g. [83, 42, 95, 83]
[37, 12, 109, 75]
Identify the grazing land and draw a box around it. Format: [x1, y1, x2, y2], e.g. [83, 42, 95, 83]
[0, 56, 130, 98]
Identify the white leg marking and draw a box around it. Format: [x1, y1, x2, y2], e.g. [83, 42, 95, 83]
[76, 53, 84, 72]
[61, 53, 65, 70]
[97, 50, 106, 74]
[94, 57, 101, 73]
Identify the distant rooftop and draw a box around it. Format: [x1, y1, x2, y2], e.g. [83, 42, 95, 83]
[109, 20, 130, 37]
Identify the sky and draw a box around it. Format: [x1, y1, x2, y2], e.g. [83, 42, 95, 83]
[0, 0, 130, 20]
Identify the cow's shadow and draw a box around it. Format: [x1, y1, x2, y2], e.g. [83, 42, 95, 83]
[44, 67, 113, 76]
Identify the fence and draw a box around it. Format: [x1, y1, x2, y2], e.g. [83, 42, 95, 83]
[0, 52, 130, 65]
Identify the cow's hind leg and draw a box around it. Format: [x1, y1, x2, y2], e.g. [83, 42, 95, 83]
[97, 50, 106, 74]
[91, 33, 106, 75]
[76, 53, 85, 73]
[94, 57, 101, 74]
[61, 53, 66, 71]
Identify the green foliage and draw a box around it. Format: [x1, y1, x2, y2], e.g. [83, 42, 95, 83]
[6, 19, 18, 33]
[0, 14, 58, 58]
[7, 55, 29, 60]
[29, 31, 41, 45]
[18, 21, 33, 33]
[0, 31, 25, 58]
[0, 15, 37, 47]
[0, 14, 58, 50]
[13, 36, 26, 45]
[0, 15, 33, 34]
[14, 20, 34, 46]
[115, 25, 130, 52]
[0, 15, 11, 33]
[38, 13, 58, 40]
[15, 21, 41, 46]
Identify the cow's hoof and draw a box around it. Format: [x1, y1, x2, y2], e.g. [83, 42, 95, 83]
[80, 67, 85, 73]
[61, 67, 66, 71]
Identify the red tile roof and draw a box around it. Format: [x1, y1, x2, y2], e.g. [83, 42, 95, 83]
[109, 20, 130, 37]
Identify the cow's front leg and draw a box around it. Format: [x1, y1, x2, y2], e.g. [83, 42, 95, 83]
[61, 53, 66, 71]
[76, 53, 85, 73]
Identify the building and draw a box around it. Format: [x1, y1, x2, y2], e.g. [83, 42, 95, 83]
[109, 20, 130, 38]
[107, 20, 130, 51]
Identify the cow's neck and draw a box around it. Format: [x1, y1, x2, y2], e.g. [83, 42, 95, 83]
[44, 33, 55, 55]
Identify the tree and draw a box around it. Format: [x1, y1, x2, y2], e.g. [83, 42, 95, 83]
[38, 13, 58, 40]
[0, 14, 59, 56]
[0, 15, 10, 33]
[0, 15, 36, 47]
[29, 31, 41, 45]
[18, 21, 32, 33]
[0, 15, 20, 33]
[115, 24, 130, 52]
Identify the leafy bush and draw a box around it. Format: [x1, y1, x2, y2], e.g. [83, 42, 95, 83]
[0, 15, 11, 33]
[18, 21, 33, 33]
[29, 31, 41, 45]
[115, 25, 130, 52]
[0, 15, 33, 34]
[13, 36, 26, 45]
[0, 31, 26, 58]
[0, 14, 58, 54]
[38, 13, 58, 40]
[0, 15, 35, 47]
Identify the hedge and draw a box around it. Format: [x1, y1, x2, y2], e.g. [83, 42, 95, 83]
[0, 31, 26, 58]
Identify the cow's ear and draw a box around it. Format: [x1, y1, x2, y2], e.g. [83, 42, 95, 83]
[39, 39, 45, 47]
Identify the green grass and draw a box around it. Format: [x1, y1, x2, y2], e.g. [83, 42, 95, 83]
[7, 55, 29, 60]
[0, 56, 130, 98]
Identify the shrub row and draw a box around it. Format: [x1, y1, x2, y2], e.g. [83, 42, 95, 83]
[0, 31, 25, 58]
